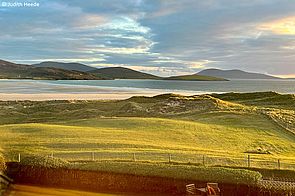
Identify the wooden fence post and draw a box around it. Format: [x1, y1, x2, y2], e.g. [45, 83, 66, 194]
[277, 159, 280, 170]
[18, 153, 21, 162]
[92, 152, 95, 161]
[51, 152, 54, 158]
[168, 154, 172, 163]
[247, 155, 251, 168]
[133, 153, 136, 162]
[203, 155, 205, 166]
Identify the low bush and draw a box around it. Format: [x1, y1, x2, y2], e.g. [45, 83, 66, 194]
[76, 161, 262, 186]
[0, 154, 6, 171]
[19, 155, 70, 169]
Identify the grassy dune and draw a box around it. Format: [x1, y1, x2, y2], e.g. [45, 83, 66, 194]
[1, 117, 295, 160]
[0, 92, 295, 169]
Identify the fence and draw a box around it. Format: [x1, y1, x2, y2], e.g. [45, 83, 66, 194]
[259, 180, 295, 194]
[5, 151, 295, 171]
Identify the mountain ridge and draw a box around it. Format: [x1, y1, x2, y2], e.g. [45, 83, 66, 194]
[89, 67, 161, 80]
[30, 61, 228, 80]
[33, 61, 97, 72]
[164, 74, 228, 81]
[0, 59, 290, 81]
[198, 68, 280, 80]
[0, 60, 102, 80]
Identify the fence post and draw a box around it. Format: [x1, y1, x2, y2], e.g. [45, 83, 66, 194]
[92, 152, 95, 161]
[168, 154, 172, 163]
[202, 155, 205, 166]
[51, 152, 54, 158]
[18, 153, 21, 162]
[247, 155, 250, 168]
[133, 153, 136, 162]
[277, 159, 280, 170]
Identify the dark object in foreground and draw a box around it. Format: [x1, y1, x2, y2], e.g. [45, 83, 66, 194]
[0, 172, 13, 195]
[6, 162, 261, 196]
[186, 183, 220, 196]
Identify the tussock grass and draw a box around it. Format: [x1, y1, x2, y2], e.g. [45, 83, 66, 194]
[212, 92, 295, 110]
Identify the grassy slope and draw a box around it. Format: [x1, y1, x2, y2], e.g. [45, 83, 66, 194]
[1, 117, 295, 159]
[0, 92, 295, 168]
[211, 92, 295, 109]
[211, 92, 295, 134]
[164, 74, 228, 81]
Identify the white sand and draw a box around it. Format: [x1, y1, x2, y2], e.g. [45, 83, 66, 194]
[0, 92, 197, 101]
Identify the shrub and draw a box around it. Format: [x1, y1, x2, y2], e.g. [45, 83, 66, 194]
[0, 154, 6, 172]
[20, 155, 70, 169]
[76, 161, 262, 186]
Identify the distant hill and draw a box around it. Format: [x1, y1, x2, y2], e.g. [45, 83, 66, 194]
[5, 59, 284, 81]
[33, 61, 97, 72]
[198, 69, 280, 80]
[164, 74, 228, 81]
[89, 67, 161, 80]
[0, 59, 101, 80]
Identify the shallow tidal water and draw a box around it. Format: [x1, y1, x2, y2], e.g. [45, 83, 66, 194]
[0, 79, 295, 94]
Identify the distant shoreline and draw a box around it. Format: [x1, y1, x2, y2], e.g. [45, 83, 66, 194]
[1, 79, 295, 99]
[0, 92, 198, 101]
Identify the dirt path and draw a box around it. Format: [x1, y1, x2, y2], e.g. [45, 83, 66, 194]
[5, 184, 124, 196]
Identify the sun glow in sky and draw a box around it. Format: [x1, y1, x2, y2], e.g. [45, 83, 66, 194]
[260, 17, 295, 35]
[0, 0, 295, 76]
[275, 74, 295, 78]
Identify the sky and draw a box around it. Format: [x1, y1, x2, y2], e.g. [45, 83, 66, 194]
[0, 0, 295, 77]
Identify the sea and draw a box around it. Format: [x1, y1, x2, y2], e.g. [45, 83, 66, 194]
[0, 79, 294, 94]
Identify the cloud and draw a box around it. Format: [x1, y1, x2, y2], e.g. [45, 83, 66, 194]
[74, 14, 108, 29]
[259, 16, 295, 35]
[12, 57, 106, 64]
[101, 17, 150, 34]
[1, 0, 295, 76]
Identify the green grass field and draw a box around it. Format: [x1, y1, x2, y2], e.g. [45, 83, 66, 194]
[1, 117, 294, 157]
[0, 92, 295, 170]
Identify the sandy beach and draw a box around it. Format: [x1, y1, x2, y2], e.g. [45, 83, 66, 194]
[0, 80, 200, 100]
[0, 92, 197, 101]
